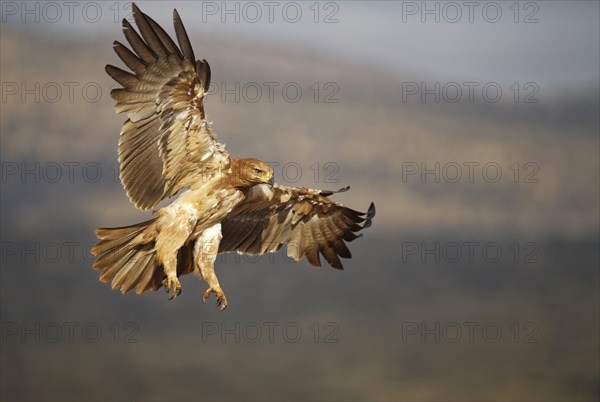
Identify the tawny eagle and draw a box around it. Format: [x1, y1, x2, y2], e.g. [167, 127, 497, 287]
[92, 3, 375, 310]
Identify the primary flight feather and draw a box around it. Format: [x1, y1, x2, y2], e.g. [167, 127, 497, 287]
[92, 3, 375, 310]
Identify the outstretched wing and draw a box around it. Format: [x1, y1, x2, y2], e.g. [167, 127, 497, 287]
[107, 4, 227, 210]
[219, 184, 375, 269]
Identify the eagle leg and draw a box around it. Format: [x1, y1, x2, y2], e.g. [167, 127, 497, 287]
[155, 206, 198, 300]
[194, 223, 227, 310]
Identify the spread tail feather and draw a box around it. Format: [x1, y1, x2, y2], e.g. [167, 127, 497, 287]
[91, 218, 164, 295]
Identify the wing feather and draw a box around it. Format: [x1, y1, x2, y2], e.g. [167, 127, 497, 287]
[113, 41, 146, 73]
[107, 4, 226, 210]
[304, 224, 321, 267]
[145, 14, 182, 57]
[220, 184, 374, 269]
[122, 18, 157, 64]
[173, 9, 195, 63]
[105, 65, 139, 89]
[131, 4, 168, 58]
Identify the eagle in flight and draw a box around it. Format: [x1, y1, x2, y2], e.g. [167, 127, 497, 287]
[92, 3, 375, 310]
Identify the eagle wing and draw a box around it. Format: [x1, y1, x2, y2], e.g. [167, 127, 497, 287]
[219, 184, 375, 269]
[107, 4, 227, 210]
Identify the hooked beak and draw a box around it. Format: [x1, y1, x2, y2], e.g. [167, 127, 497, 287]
[267, 176, 274, 186]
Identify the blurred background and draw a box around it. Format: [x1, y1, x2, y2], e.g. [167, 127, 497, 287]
[1, 1, 598, 400]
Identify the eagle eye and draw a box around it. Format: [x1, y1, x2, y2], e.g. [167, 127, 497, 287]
[254, 168, 264, 175]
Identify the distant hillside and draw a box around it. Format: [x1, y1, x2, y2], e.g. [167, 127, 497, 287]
[2, 31, 599, 239]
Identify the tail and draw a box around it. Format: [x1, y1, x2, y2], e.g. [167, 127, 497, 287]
[91, 219, 165, 295]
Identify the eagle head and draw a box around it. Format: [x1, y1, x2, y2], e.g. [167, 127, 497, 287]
[230, 157, 274, 187]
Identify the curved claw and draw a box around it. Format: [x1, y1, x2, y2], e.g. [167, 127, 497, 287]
[217, 296, 227, 311]
[163, 276, 182, 300]
[203, 287, 228, 310]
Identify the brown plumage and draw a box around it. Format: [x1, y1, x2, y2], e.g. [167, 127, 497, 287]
[219, 184, 375, 269]
[92, 3, 375, 310]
